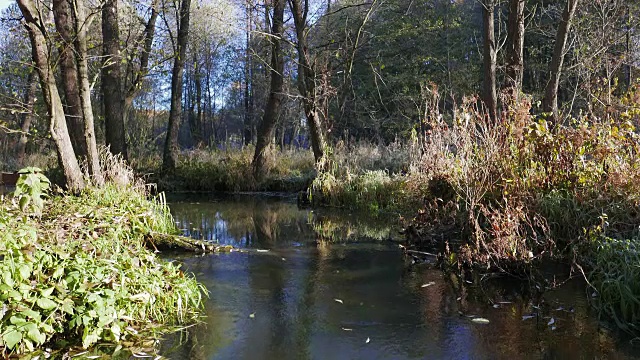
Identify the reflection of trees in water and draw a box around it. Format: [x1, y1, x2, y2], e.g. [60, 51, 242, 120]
[170, 196, 310, 247]
[252, 201, 279, 245]
[171, 195, 398, 248]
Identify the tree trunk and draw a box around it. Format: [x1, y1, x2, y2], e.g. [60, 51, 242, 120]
[73, 0, 104, 184]
[102, 0, 127, 158]
[243, 0, 253, 146]
[543, 0, 579, 123]
[623, 5, 632, 91]
[16, 68, 38, 167]
[52, 0, 87, 159]
[504, 0, 525, 96]
[252, 0, 285, 179]
[163, 0, 191, 172]
[17, 0, 85, 191]
[482, 0, 497, 123]
[124, 4, 158, 132]
[291, 0, 326, 163]
[194, 63, 203, 146]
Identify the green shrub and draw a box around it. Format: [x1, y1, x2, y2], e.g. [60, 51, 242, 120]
[0, 181, 204, 355]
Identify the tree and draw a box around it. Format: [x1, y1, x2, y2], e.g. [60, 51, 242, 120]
[252, 0, 285, 178]
[163, 0, 192, 172]
[123, 1, 159, 140]
[52, 0, 87, 158]
[290, 0, 326, 163]
[16, 67, 37, 167]
[102, 0, 127, 158]
[73, 0, 104, 184]
[543, 0, 580, 122]
[482, 0, 497, 122]
[504, 0, 526, 96]
[17, 0, 85, 191]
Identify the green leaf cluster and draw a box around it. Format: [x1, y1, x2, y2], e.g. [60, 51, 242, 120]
[0, 184, 205, 356]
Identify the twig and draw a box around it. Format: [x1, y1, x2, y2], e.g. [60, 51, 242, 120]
[405, 249, 438, 257]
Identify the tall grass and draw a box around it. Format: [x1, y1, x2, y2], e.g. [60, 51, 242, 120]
[141, 146, 316, 192]
[309, 139, 423, 213]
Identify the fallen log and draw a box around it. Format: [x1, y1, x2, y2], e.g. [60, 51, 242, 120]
[145, 232, 234, 253]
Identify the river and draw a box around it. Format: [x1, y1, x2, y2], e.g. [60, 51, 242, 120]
[160, 193, 639, 359]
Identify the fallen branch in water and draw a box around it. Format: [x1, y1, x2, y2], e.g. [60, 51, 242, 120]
[145, 232, 233, 253]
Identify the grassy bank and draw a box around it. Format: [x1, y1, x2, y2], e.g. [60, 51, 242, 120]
[137, 147, 316, 192]
[0, 174, 205, 356]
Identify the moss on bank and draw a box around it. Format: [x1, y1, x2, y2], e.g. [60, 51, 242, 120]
[0, 184, 205, 356]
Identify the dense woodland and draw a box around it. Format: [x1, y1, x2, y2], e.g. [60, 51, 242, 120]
[0, 0, 638, 182]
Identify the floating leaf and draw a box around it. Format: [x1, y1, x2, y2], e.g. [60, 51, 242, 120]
[341, 328, 353, 331]
[421, 282, 435, 288]
[547, 317, 555, 326]
[249, 313, 255, 318]
[256, 249, 269, 252]
[471, 318, 490, 324]
[522, 315, 536, 320]
[334, 299, 343, 304]
[365, 337, 370, 344]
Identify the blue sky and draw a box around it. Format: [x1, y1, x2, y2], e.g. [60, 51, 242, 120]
[0, 0, 11, 10]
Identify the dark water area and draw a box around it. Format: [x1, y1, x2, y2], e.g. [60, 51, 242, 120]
[161, 194, 640, 360]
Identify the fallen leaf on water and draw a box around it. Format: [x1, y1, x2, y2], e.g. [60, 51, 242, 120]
[249, 313, 255, 319]
[341, 328, 353, 331]
[334, 299, 344, 304]
[471, 318, 490, 324]
[282, 258, 286, 261]
[256, 249, 269, 252]
[551, 326, 557, 331]
[522, 315, 536, 320]
[365, 337, 370, 344]
[456, 297, 462, 301]
[547, 317, 555, 326]
[421, 282, 436, 288]
[493, 304, 500, 308]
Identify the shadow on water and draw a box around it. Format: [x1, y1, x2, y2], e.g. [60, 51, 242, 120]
[160, 194, 640, 360]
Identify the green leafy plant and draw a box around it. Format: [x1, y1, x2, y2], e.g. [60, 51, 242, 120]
[13, 167, 50, 215]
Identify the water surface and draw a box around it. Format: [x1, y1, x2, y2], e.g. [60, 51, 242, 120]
[162, 194, 640, 360]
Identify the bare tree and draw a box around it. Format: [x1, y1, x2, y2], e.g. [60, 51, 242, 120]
[124, 2, 159, 130]
[102, 0, 127, 158]
[290, 0, 326, 163]
[74, 0, 104, 184]
[163, 0, 192, 172]
[17, 0, 85, 191]
[482, 0, 497, 122]
[252, 0, 285, 178]
[504, 0, 525, 96]
[543, 0, 580, 122]
[52, 0, 87, 158]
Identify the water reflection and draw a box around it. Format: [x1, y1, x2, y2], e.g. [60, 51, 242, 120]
[162, 195, 639, 359]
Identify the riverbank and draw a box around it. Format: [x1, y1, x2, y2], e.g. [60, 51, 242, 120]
[0, 178, 205, 356]
[137, 147, 316, 193]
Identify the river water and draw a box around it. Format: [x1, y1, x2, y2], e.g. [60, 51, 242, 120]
[161, 194, 639, 360]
